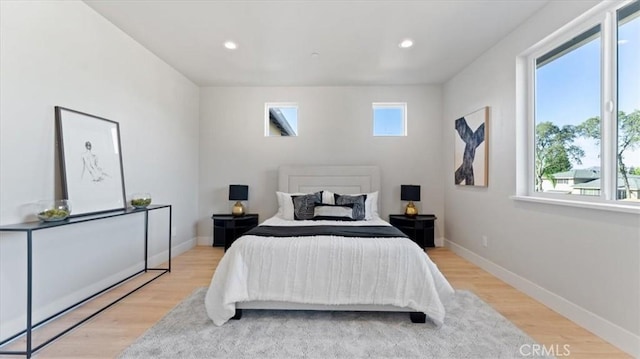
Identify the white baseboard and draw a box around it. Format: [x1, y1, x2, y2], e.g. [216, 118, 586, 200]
[435, 236, 445, 247]
[445, 239, 639, 357]
[174, 237, 197, 256]
[0, 261, 147, 343]
[197, 235, 212, 246]
[0, 237, 198, 343]
[148, 237, 196, 267]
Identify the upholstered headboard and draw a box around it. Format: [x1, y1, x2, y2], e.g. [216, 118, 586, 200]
[278, 165, 380, 194]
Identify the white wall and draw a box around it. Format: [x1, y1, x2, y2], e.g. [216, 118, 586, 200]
[198, 86, 443, 244]
[442, 0, 639, 356]
[0, 1, 200, 340]
[3, 0, 634, 354]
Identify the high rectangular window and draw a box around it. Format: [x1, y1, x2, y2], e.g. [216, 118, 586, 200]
[373, 103, 407, 136]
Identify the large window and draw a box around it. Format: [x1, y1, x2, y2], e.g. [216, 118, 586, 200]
[523, 1, 640, 205]
[534, 24, 601, 196]
[616, 3, 640, 200]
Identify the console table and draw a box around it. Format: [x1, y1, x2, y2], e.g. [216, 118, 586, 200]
[0, 204, 172, 358]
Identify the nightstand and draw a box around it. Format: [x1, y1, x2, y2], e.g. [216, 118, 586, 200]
[389, 214, 437, 248]
[211, 214, 259, 251]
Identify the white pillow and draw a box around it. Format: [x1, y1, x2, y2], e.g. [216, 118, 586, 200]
[363, 191, 379, 220]
[326, 191, 379, 220]
[276, 191, 307, 220]
[321, 190, 335, 205]
[313, 204, 354, 220]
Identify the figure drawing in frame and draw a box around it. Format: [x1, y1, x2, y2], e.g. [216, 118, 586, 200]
[82, 140, 110, 182]
[56, 106, 126, 216]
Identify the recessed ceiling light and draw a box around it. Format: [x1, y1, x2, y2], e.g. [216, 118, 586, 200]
[399, 39, 414, 48]
[224, 41, 238, 50]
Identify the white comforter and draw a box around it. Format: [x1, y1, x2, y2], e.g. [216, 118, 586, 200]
[205, 216, 455, 326]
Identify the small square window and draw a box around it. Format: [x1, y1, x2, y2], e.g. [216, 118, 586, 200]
[265, 103, 298, 136]
[373, 103, 406, 136]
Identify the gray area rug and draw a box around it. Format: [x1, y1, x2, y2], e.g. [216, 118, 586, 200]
[119, 288, 549, 359]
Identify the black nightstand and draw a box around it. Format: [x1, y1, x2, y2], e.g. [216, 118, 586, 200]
[211, 214, 259, 251]
[389, 214, 437, 248]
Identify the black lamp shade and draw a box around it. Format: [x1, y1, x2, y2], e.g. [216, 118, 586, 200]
[401, 185, 420, 201]
[229, 185, 249, 201]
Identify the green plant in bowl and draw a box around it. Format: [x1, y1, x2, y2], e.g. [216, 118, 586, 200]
[131, 193, 152, 208]
[37, 200, 71, 221]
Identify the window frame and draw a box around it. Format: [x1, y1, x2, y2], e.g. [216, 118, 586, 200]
[264, 102, 298, 137]
[372, 102, 407, 137]
[515, 0, 640, 212]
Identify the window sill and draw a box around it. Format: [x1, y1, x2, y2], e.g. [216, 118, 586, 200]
[510, 195, 640, 215]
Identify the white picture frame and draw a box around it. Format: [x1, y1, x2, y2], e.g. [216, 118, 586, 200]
[55, 106, 126, 216]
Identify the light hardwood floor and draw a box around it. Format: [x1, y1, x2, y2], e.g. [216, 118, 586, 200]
[3, 246, 630, 358]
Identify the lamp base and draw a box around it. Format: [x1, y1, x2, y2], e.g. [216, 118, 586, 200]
[232, 201, 245, 217]
[404, 201, 418, 218]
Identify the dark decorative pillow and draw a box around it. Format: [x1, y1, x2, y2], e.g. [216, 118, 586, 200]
[292, 192, 321, 220]
[334, 194, 366, 220]
[312, 203, 355, 221]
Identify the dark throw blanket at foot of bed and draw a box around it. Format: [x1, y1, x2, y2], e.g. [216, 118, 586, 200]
[245, 225, 408, 238]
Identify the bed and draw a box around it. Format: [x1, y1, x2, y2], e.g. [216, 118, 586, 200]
[205, 165, 454, 326]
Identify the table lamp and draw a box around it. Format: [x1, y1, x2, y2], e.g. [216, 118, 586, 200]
[401, 185, 420, 217]
[229, 185, 248, 217]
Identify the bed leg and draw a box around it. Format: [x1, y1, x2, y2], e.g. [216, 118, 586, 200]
[232, 309, 242, 320]
[410, 312, 426, 323]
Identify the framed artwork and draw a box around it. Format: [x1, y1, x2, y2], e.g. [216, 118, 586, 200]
[454, 107, 489, 187]
[55, 106, 126, 216]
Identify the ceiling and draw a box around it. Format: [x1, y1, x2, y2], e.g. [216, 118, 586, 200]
[84, 0, 549, 87]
